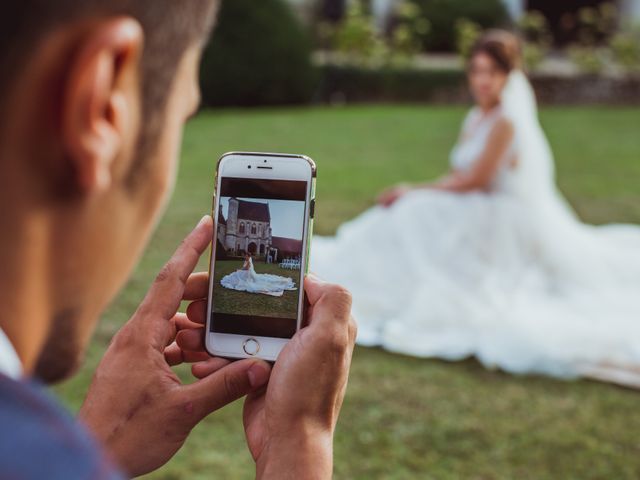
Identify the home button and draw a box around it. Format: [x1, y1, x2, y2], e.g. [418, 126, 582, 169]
[242, 338, 260, 356]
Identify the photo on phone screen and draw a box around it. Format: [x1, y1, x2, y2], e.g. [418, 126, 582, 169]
[210, 177, 309, 339]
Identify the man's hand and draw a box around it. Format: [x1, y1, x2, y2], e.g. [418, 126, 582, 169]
[79, 216, 272, 477]
[180, 274, 357, 479]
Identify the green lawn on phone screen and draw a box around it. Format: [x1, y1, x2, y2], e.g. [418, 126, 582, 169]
[55, 106, 640, 479]
[213, 260, 300, 318]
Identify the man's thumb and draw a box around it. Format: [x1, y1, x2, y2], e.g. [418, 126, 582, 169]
[180, 359, 271, 421]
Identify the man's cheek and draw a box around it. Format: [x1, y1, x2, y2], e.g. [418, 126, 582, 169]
[150, 127, 182, 207]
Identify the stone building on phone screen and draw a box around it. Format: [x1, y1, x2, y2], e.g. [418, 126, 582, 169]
[217, 198, 302, 262]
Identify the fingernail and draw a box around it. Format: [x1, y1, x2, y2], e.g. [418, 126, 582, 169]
[197, 215, 210, 227]
[306, 272, 326, 283]
[247, 362, 270, 389]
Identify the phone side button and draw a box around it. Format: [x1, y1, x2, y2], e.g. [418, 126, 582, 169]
[242, 338, 260, 356]
[310, 199, 315, 218]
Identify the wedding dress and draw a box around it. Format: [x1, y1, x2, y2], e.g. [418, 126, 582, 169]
[311, 71, 640, 380]
[221, 257, 296, 297]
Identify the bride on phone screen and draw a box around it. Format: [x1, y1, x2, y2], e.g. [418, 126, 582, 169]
[221, 252, 296, 297]
[312, 30, 640, 387]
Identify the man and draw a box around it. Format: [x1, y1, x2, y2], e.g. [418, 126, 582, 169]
[0, 1, 356, 478]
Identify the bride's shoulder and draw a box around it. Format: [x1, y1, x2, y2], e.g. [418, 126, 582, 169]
[490, 114, 515, 140]
[494, 111, 514, 129]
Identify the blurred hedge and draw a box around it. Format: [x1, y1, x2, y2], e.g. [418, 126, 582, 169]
[199, 0, 317, 107]
[315, 64, 640, 105]
[411, 0, 509, 51]
[316, 64, 468, 103]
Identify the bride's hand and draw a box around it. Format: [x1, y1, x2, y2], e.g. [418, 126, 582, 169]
[378, 184, 411, 207]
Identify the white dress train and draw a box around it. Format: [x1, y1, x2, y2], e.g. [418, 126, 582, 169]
[311, 71, 640, 380]
[221, 257, 296, 297]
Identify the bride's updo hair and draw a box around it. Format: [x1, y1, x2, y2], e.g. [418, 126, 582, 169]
[470, 30, 522, 73]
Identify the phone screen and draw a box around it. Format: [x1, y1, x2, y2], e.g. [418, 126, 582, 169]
[210, 177, 308, 339]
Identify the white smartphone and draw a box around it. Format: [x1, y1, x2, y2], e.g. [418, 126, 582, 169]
[205, 152, 316, 361]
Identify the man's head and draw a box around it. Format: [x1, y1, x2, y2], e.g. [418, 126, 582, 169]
[0, 1, 218, 382]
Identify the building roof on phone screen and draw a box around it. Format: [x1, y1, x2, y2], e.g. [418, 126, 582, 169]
[272, 236, 302, 254]
[236, 199, 271, 223]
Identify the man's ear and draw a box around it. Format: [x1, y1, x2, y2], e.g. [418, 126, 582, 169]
[60, 17, 143, 193]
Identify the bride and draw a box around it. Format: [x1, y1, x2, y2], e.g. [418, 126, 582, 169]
[221, 252, 297, 297]
[312, 30, 640, 387]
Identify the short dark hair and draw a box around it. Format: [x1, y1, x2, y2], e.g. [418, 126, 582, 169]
[0, 0, 218, 185]
[470, 30, 522, 74]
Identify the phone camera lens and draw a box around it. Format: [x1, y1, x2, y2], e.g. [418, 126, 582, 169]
[263, 159, 267, 163]
[248, 165, 252, 169]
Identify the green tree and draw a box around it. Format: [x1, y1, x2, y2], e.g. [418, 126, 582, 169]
[412, 0, 508, 51]
[200, 0, 317, 106]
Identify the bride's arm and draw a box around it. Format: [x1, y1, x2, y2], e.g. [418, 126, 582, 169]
[428, 117, 514, 192]
[378, 117, 513, 206]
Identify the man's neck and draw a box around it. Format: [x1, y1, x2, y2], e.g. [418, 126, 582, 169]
[0, 326, 23, 378]
[0, 208, 52, 376]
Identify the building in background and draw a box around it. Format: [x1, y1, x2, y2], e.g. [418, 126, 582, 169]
[271, 237, 303, 261]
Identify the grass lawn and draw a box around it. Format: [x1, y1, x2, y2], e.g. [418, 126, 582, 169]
[54, 105, 640, 479]
[213, 259, 300, 317]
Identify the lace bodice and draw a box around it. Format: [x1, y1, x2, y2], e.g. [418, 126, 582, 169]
[449, 106, 517, 192]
